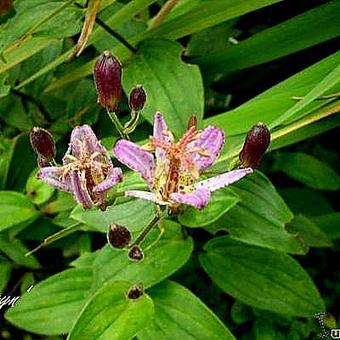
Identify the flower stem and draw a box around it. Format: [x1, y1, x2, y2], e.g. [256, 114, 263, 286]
[124, 110, 140, 134]
[148, 0, 178, 29]
[130, 205, 162, 247]
[106, 109, 130, 140]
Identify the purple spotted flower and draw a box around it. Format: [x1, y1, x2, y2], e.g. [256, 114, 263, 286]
[37, 125, 123, 210]
[113, 112, 252, 212]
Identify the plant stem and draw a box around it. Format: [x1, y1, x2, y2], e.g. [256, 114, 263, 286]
[130, 206, 162, 247]
[106, 109, 130, 140]
[25, 224, 81, 256]
[291, 92, 340, 101]
[124, 110, 140, 134]
[148, 0, 178, 29]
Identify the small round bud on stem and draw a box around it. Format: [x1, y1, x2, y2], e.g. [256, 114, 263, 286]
[129, 85, 146, 112]
[30, 127, 56, 162]
[127, 286, 144, 299]
[107, 224, 131, 249]
[94, 51, 122, 112]
[239, 123, 271, 168]
[128, 245, 144, 261]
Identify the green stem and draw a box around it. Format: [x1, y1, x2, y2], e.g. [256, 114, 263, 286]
[25, 224, 81, 256]
[106, 110, 130, 140]
[124, 110, 140, 134]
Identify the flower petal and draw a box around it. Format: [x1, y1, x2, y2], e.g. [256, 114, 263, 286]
[37, 167, 72, 192]
[125, 190, 168, 205]
[187, 126, 224, 172]
[70, 171, 94, 209]
[170, 188, 211, 209]
[94, 167, 123, 193]
[113, 140, 155, 186]
[153, 111, 172, 162]
[64, 125, 108, 164]
[195, 168, 253, 192]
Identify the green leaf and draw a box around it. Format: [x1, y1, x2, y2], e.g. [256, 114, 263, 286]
[206, 171, 306, 254]
[272, 152, 340, 190]
[68, 281, 154, 340]
[143, 0, 280, 40]
[178, 188, 240, 228]
[5, 268, 93, 335]
[312, 213, 340, 240]
[123, 39, 204, 136]
[138, 280, 235, 340]
[0, 136, 17, 189]
[190, 1, 340, 74]
[199, 236, 325, 316]
[93, 221, 193, 289]
[26, 169, 55, 205]
[71, 198, 155, 233]
[286, 214, 332, 248]
[0, 191, 40, 232]
[0, 234, 40, 269]
[0, 255, 12, 292]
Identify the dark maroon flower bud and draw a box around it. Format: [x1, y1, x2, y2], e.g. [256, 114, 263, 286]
[30, 127, 56, 162]
[239, 123, 271, 168]
[94, 51, 122, 112]
[128, 245, 144, 261]
[127, 286, 144, 299]
[187, 114, 197, 130]
[129, 85, 146, 112]
[37, 155, 49, 168]
[107, 224, 131, 249]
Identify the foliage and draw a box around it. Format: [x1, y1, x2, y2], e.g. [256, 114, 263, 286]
[0, 0, 339, 339]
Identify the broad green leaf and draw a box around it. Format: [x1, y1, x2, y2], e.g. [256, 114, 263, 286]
[207, 51, 340, 139]
[71, 198, 155, 233]
[5, 268, 93, 335]
[0, 234, 40, 269]
[190, 1, 340, 74]
[206, 172, 306, 254]
[143, 0, 280, 40]
[26, 169, 55, 205]
[0, 73, 10, 97]
[200, 236, 325, 316]
[0, 191, 40, 232]
[93, 221, 193, 289]
[178, 188, 240, 228]
[312, 213, 340, 240]
[0, 135, 17, 189]
[272, 152, 340, 190]
[287, 214, 332, 248]
[279, 188, 333, 217]
[138, 280, 235, 340]
[68, 281, 154, 340]
[123, 39, 204, 136]
[0, 255, 12, 292]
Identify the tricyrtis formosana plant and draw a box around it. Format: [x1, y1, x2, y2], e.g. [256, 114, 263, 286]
[1, 1, 339, 339]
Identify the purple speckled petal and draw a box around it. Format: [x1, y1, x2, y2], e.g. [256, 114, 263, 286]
[187, 126, 224, 172]
[70, 171, 94, 209]
[94, 167, 123, 193]
[113, 140, 155, 186]
[153, 112, 172, 162]
[64, 125, 107, 163]
[196, 168, 253, 192]
[125, 190, 168, 205]
[170, 188, 211, 209]
[37, 167, 72, 192]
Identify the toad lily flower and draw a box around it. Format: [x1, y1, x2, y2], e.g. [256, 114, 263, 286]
[37, 125, 123, 210]
[113, 112, 253, 211]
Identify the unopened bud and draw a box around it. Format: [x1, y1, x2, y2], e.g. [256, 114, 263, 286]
[107, 224, 131, 249]
[94, 51, 122, 112]
[129, 85, 146, 112]
[37, 155, 49, 168]
[127, 286, 144, 299]
[30, 127, 56, 162]
[128, 245, 144, 261]
[239, 123, 270, 168]
[187, 114, 197, 130]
